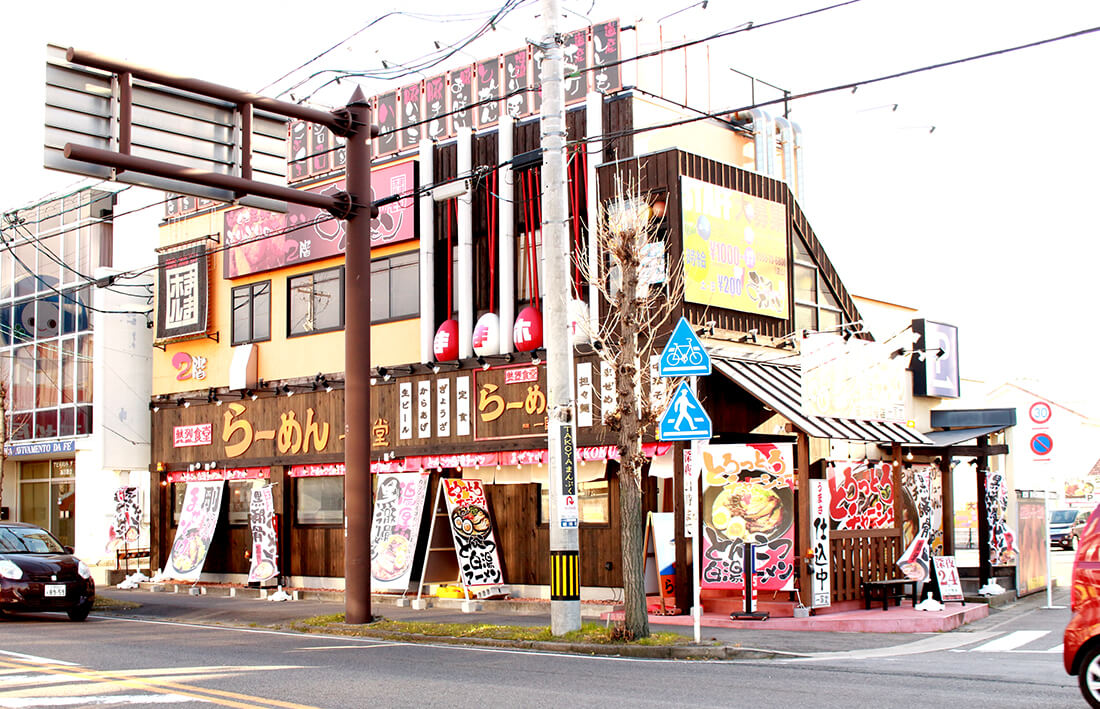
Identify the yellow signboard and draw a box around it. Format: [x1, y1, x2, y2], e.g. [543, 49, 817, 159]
[680, 177, 789, 318]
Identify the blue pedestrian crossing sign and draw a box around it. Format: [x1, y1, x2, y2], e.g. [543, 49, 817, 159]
[659, 317, 710, 377]
[658, 381, 712, 441]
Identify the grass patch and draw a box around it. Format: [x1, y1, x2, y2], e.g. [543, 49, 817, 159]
[93, 596, 141, 611]
[290, 614, 693, 646]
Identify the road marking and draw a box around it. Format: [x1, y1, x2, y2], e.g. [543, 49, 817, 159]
[0, 653, 76, 668]
[0, 693, 200, 707]
[968, 630, 1051, 653]
[0, 659, 319, 709]
[288, 645, 401, 652]
[785, 631, 1002, 662]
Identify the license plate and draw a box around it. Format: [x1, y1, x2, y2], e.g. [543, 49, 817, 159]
[44, 584, 66, 598]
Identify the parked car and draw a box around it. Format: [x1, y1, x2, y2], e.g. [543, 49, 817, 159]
[0, 522, 95, 621]
[1064, 504, 1100, 707]
[1051, 508, 1090, 550]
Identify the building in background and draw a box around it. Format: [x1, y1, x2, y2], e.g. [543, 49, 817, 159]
[0, 184, 155, 575]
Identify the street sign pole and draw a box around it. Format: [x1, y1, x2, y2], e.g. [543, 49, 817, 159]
[690, 395, 702, 644]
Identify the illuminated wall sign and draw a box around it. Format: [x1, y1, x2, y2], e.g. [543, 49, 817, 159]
[680, 176, 789, 318]
[910, 319, 960, 398]
[222, 160, 417, 279]
[156, 244, 209, 340]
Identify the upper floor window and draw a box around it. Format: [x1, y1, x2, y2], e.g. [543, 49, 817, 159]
[231, 281, 271, 345]
[288, 266, 343, 337]
[792, 230, 845, 334]
[371, 253, 419, 322]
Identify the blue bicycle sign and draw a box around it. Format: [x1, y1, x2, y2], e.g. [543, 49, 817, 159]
[659, 318, 711, 376]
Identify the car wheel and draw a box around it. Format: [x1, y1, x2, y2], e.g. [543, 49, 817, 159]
[1080, 645, 1100, 708]
[67, 600, 92, 622]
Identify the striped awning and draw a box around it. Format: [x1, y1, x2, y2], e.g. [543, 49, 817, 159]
[712, 357, 934, 445]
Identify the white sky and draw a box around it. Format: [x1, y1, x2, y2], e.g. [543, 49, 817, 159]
[3, 0, 1098, 409]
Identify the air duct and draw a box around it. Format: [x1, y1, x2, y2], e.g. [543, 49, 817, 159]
[733, 109, 775, 177]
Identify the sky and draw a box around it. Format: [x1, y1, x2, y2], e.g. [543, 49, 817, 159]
[3, 0, 1098, 410]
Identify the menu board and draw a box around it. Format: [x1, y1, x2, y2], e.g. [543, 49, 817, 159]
[165, 481, 224, 582]
[247, 486, 279, 583]
[370, 472, 430, 591]
[441, 479, 505, 593]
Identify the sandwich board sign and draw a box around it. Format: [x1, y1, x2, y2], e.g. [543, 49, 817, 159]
[659, 318, 710, 377]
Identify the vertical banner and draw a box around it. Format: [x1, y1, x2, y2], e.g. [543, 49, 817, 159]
[591, 20, 622, 93]
[417, 380, 431, 439]
[371, 472, 430, 591]
[699, 443, 795, 591]
[897, 467, 932, 582]
[683, 448, 697, 537]
[375, 91, 399, 156]
[809, 479, 831, 608]
[165, 481, 224, 582]
[503, 48, 530, 118]
[1015, 496, 1048, 595]
[247, 486, 279, 583]
[423, 75, 449, 141]
[563, 28, 589, 104]
[436, 379, 451, 438]
[442, 479, 506, 596]
[449, 66, 474, 133]
[455, 375, 471, 437]
[476, 57, 501, 128]
[985, 469, 1018, 565]
[576, 362, 593, 428]
[559, 426, 578, 528]
[111, 486, 142, 548]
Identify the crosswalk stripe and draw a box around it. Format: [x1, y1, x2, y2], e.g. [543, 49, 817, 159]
[969, 630, 1050, 653]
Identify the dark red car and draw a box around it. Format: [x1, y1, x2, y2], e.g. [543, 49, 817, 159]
[0, 522, 95, 621]
[1065, 504, 1100, 706]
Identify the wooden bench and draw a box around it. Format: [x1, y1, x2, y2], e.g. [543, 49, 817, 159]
[861, 578, 919, 611]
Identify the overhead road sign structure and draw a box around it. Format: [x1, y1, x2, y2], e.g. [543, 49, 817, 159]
[658, 381, 712, 441]
[44, 44, 290, 213]
[659, 317, 711, 377]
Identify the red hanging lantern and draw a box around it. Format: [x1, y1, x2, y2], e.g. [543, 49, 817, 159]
[513, 305, 542, 352]
[433, 318, 460, 361]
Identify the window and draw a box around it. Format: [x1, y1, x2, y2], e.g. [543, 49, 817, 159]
[288, 267, 343, 336]
[228, 479, 267, 524]
[792, 230, 846, 334]
[371, 253, 419, 322]
[231, 281, 271, 345]
[296, 476, 344, 525]
[171, 482, 187, 525]
[540, 480, 610, 525]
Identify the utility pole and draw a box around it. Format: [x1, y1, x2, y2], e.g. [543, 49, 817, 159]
[540, 0, 582, 635]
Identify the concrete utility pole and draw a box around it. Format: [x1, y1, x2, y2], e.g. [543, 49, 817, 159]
[540, 0, 582, 635]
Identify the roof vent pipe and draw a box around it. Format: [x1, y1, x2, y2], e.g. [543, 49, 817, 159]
[774, 116, 795, 192]
[733, 109, 775, 177]
[791, 120, 806, 201]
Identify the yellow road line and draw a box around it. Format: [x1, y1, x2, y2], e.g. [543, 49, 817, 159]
[0, 659, 321, 709]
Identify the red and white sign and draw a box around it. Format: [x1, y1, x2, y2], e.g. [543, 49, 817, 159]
[173, 423, 212, 448]
[1029, 401, 1052, 425]
[504, 367, 539, 385]
[288, 463, 346, 478]
[166, 467, 269, 483]
[932, 555, 964, 602]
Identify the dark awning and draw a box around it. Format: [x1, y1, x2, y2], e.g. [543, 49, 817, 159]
[712, 357, 934, 445]
[911, 425, 1007, 449]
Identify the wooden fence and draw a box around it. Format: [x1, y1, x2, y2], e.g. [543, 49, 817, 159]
[830, 529, 905, 602]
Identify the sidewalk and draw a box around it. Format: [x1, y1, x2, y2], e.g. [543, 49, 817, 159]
[96, 582, 1067, 660]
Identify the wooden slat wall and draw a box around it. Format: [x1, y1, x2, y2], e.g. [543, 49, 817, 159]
[829, 529, 904, 602]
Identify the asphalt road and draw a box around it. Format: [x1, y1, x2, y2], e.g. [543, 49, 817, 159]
[0, 581, 1083, 709]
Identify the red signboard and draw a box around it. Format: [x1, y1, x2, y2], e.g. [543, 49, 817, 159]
[223, 161, 416, 278]
[165, 467, 269, 483]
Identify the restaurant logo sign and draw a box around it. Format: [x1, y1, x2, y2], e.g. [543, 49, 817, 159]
[156, 244, 209, 340]
[474, 365, 547, 440]
[173, 423, 212, 448]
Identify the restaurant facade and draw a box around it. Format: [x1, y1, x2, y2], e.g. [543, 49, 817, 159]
[147, 18, 1015, 613]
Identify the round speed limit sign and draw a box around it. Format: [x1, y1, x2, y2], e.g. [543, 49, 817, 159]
[1029, 401, 1052, 425]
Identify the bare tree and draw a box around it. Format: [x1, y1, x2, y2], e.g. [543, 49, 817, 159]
[577, 172, 683, 639]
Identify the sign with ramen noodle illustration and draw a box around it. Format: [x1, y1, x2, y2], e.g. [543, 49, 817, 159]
[247, 486, 279, 584]
[370, 472, 430, 591]
[165, 481, 224, 582]
[699, 443, 795, 592]
[442, 479, 505, 592]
